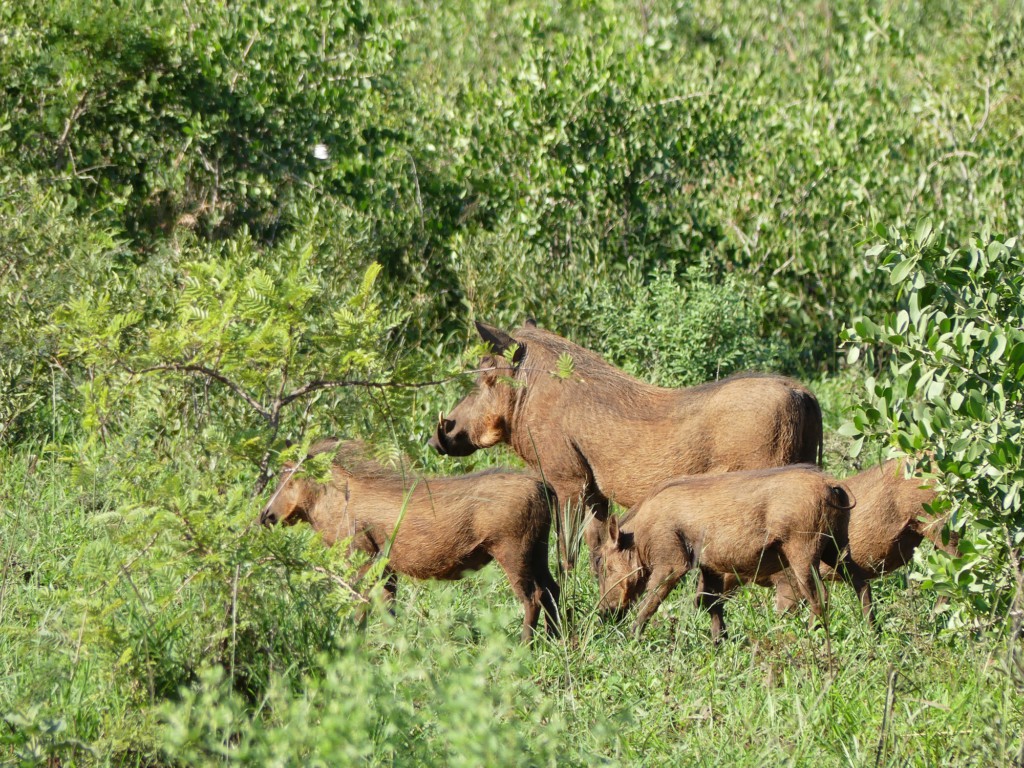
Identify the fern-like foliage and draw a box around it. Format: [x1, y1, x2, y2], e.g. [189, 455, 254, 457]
[554, 352, 575, 380]
[52, 224, 412, 487]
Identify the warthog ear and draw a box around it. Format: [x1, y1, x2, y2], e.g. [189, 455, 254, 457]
[510, 342, 526, 368]
[475, 321, 516, 355]
[524, 317, 538, 328]
[607, 516, 634, 550]
[607, 515, 621, 547]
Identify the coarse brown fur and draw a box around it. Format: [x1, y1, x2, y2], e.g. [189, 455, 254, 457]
[429, 321, 824, 569]
[594, 465, 856, 643]
[760, 458, 960, 625]
[259, 439, 560, 642]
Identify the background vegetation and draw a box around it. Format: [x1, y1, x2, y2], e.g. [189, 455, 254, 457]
[2, 0, 1022, 764]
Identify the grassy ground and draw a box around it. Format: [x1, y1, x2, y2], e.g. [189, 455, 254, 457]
[2, 428, 1023, 766]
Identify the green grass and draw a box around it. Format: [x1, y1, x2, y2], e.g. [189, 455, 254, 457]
[2, 447, 1022, 766]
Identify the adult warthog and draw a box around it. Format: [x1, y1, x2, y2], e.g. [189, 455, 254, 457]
[428, 320, 823, 569]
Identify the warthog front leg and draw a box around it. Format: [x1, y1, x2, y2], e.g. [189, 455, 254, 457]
[632, 565, 685, 638]
[842, 565, 875, 629]
[494, 545, 561, 644]
[770, 569, 806, 614]
[783, 551, 828, 633]
[502, 573, 539, 642]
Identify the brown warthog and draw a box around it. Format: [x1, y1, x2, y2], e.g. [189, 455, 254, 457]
[762, 458, 960, 624]
[259, 439, 560, 642]
[594, 465, 857, 642]
[429, 320, 823, 568]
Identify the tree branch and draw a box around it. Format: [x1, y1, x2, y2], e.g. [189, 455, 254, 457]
[124, 362, 271, 420]
[277, 367, 501, 408]
[124, 361, 526, 418]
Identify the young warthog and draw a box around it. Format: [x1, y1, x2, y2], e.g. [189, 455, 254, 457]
[429, 320, 823, 569]
[259, 439, 560, 642]
[765, 458, 960, 624]
[595, 465, 856, 643]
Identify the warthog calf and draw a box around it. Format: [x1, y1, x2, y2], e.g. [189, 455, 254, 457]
[595, 465, 856, 643]
[430, 320, 824, 570]
[259, 439, 560, 642]
[765, 458, 960, 624]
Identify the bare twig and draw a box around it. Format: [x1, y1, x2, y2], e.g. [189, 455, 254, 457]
[230, 29, 261, 89]
[970, 79, 992, 144]
[72, 609, 89, 668]
[925, 150, 980, 175]
[276, 365, 512, 407]
[55, 92, 89, 166]
[122, 360, 506, 422]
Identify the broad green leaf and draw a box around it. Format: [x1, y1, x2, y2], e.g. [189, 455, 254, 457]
[913, 218, 933, 246]
[889, 256, 918, 285]
[988, 333, 1007, 362]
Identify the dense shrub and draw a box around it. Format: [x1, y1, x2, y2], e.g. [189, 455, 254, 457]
[0, 177, 128, 446]
[51, 207, 425, 488]
[587, 263, 786, 387]
[843, 227, 1024, 624]
[0, 0, 402, 240]
[158, 640, 582, 767]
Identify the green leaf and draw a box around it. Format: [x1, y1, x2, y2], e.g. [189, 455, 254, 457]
[848, 436, 864, 459]
[988, 333, 1007, 362]
[889, 256, 918, 285]
[554, 353, 575, 379]
[913, 218, 933, 246]
[837, 420, 862, 437]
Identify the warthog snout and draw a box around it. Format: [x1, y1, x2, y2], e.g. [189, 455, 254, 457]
[427, 411, 450, 454]
[429, 413, 474, 456]
[259, 506, 278, 526]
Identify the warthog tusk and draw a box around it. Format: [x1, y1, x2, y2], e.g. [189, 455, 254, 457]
[437, 411, 445, 429]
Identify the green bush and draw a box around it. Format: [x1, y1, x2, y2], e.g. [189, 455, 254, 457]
[436, 22, 741, 342]
[0, 444, 373, 763]
[0, 176, 128, 446]
[586, 263, 786, 387]
[158, 639, 583, 767]
[648, 0, 1024, 369]
[843, 226, 1024, 624]
[0, 0, 402, 240]
[52, 210, 420, 488]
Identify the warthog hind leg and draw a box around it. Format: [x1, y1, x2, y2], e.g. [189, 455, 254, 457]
[696, 569, 729, 644]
